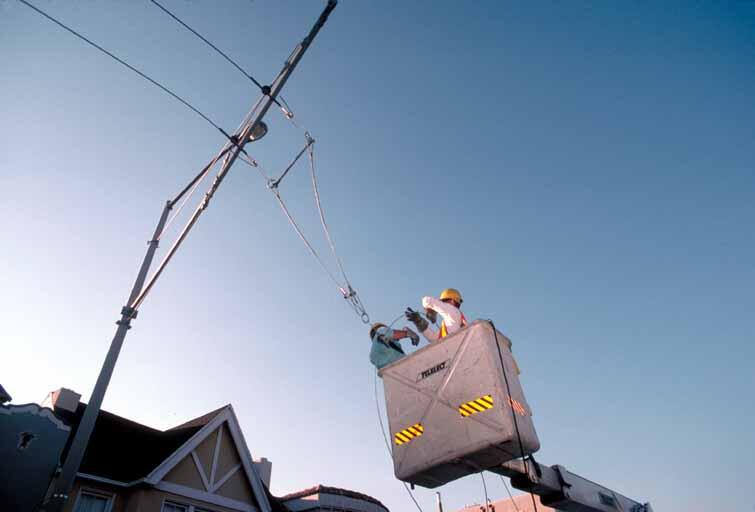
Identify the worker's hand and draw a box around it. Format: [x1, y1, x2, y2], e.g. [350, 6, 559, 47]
[405, 327, 420, 346]
[424, 307, 438, 324]
[405, 308, 429, 332]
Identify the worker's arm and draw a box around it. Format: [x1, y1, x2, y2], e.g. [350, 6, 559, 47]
[422, 326, 440, 342]
[422, 296, 461, 328]
[406, 307, 440, 342]
[391, 329, 409, 340]
[392, 328, 420, 346]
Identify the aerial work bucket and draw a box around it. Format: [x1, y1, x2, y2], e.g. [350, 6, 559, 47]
[378, 320, 540, 488]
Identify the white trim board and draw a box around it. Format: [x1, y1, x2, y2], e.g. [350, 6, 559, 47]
[156, 481, 258, 512]
[145, 406, 272, 512]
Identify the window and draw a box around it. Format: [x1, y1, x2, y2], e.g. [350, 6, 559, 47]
[161, 503, 188, 512]
[74, 490, 113, 512]
[161, 501, 216, 512]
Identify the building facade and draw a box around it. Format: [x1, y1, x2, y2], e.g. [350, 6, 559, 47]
[0, 386, 388, 512]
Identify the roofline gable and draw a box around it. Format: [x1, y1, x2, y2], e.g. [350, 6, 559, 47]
[144, 405, 272, 512]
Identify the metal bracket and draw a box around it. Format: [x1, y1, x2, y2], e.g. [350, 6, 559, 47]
[120, 306, 138, 320]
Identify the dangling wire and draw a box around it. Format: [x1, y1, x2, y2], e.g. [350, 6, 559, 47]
[480, 472, 491, 511]
[259, 133, 370, 323]
[306, 136, 369, 322]
[271, 190, 345, 292]
[500, 475, 521, 512]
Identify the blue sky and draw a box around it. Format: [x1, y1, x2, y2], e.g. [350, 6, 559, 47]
[2, 1, 754, 511]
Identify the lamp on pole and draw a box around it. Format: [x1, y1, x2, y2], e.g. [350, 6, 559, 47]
[42, 3, 337, 511]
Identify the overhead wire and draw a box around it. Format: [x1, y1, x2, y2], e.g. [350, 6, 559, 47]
[17, 0, 233, 140]
[489, 320, 539, 512]
[256, 133, 369, 323]
[480, 472, 491, 510]
[271, 188, 346, 293]
[25, 0, 366, 322]
[239, 152, 272, 182]
[500, 475, 521, 512]
[305, 138, 369, 321]
[147, 0, 294, 118]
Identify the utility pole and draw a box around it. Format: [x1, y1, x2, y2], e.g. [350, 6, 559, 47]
[42, 2, 337, 511]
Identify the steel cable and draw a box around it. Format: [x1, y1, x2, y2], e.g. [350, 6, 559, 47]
[481, 472, 491, 510]
[272, 191, 345, 293]
[489, 320, 539, 512]
[308, 139, 349, 287]
[18, 0, 231, 139]
[500, 475, 521, 512]
[148, 0, 292, 115]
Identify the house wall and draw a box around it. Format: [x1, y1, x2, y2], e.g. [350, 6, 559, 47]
[0, 404, 71, 512]
[126, 488, 242, 512]
[66, 479, 254, 512]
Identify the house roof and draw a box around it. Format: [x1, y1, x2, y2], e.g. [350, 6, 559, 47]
[0, 383, 11, 404]
[64, 402, 225, 482]
[456, 494, 554, 512]
[279, 485, 388, 511]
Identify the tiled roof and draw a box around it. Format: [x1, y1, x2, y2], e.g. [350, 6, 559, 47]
[63, 403, 225, 482]
[279, 485, 388, 511]
[456, 494, 555, 512]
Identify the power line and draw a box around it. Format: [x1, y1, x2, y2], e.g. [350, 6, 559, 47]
[500, 475, 521, 512]
[490, 320, 539, 512]
[18, 0, 231, 138]
[149, 0, 284, 110]
[480, 472, 491, 510]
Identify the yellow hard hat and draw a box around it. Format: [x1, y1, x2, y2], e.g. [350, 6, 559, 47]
[370, 322, 387, 339]
[440, 288, 463, 305]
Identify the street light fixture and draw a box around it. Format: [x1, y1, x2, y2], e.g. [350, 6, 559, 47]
[249, 121, 268, 142]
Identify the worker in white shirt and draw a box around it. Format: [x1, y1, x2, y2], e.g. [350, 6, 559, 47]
[405, 288, 468, 342]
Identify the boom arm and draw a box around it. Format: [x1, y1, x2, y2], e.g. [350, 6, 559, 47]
[494, 459, 653, 512]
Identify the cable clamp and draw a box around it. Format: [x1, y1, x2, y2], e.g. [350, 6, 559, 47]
[261, 85, 271, 95]
[120, 306, 138, 319]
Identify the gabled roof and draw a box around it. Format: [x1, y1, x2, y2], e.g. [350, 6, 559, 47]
[0, 383, 11, 404]
[168, 405, 228, 431]
[63, 403, 271, 512]
[66, 402, 208, 482]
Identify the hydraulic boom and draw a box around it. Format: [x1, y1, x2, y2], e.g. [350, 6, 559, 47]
[495, 459, 653, 512]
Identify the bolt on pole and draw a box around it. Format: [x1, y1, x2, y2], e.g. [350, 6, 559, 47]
[42, 2, 337, 511]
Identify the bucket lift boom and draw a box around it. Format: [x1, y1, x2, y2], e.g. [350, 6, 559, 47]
[495, 459, 654, 512]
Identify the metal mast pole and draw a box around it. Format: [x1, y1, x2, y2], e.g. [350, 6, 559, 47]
[43, 2, 337, 511]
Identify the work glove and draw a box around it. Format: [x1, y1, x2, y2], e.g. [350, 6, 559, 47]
[405, 327, 420, 346]
[424, 307, 438, 324]
[405, 307, 428, 332]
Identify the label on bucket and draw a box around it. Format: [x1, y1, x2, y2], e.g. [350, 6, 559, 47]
[416, 360, 450, 382]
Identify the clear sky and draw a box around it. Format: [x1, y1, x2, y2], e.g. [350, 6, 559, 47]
[2, 1, 754, 511]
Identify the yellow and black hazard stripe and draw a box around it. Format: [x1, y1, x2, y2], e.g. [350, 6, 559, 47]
[459, 395, 494, 417]
[394, 423, 424, 445]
